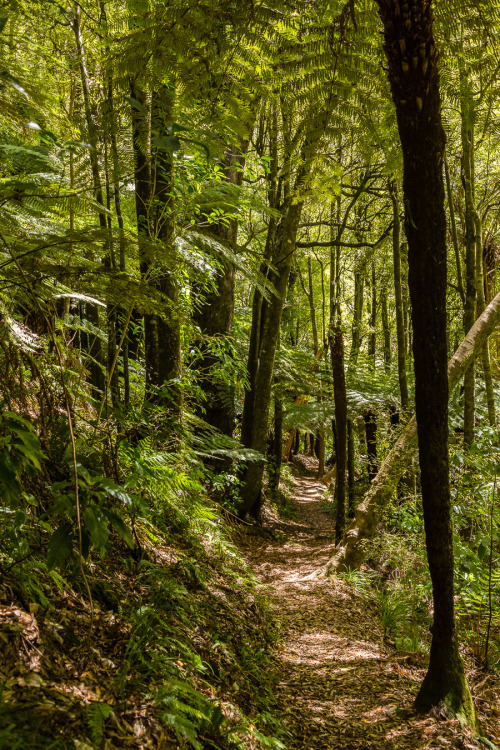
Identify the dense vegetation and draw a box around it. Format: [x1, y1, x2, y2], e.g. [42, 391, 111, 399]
[1, 0, 500, 746]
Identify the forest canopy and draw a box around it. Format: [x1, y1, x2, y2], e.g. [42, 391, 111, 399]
[1, 0, 500, 747]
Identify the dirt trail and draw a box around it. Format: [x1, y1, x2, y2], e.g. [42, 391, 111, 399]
[240, 457, 486, 750]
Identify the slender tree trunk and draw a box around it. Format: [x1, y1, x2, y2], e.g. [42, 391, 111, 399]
[241, 104, 279, 449]
[293, 429, 300, 455]
[474, 213, 496, 427]
[350, 267, 364, 363]
[389, 180, 409, 412]
[444, 152, 465, 308]
[238, 108, 326, 515]
[317, 427, 325, 479]
[308, 257, 319, 355]
[269, 395, 283, 496]
[129, 79, 156, 391]
[238, 199, 305, 516]
[363, 409, 377, 482]
[347, 418, 355, 516]
[329, 324, 347, 543]
[381, 285, 391, 371]
[368, 260, 376, 362]
[460, 61, 477, 450]
[73, 4, 105, 397]
[106, 63, 130, 406]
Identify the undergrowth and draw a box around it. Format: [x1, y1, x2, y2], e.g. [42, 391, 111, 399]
[0, 413, 286, 749]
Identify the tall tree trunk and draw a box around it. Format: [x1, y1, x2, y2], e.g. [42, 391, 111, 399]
[240, 104, 279, 450]
[381, 284, 391, 371]
[73, 3, 106, 397]
[269, 395, 283, 496]
[350, 266, 364, 363]
[238, 98, 328, 516]
[368, 260, 376, 362]
[444, 152, 465, 308]
[374, 0, 475, 722]
[308, 257, 319, 355]
[389, 180, 409, 412]
[238, 198, 306, 517]
[329, 324, 347, 543]
[363, 409, 377, 483]
[475, 213, 496, 427]
[129, 79, 157, 391]
[460, 61, 477, 450]
[347, 418, 355, 516]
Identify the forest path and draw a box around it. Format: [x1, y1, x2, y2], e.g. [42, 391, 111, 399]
[239, 455, 482, 750]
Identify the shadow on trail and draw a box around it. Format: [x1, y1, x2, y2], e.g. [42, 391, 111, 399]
[238, 455, 485, 750]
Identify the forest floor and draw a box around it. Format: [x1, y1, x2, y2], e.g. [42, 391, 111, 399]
[238, 454, 500, 750]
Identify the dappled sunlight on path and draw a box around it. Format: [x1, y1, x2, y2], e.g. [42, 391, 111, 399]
[239, 455, 485, 750]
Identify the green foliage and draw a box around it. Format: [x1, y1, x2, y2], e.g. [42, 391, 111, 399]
[87, 702, 113, 747]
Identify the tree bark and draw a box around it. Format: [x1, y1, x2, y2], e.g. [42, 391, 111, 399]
[329, 324, 347, 543]
[347, 418, 355, 516]
[150, 84, 182, 416]
[474, 213, 496, 428]
[365, 0, 476, 722]
[368, 260, 376, 362]
[363, 409, 377, 483]
[238, 198, 305, 516]
[389, 180, 409, 412]
[381, 285, 391, 372]
[460, 60, 477, 451]
[73, 3, 106, 397]
[444, 152, 465, 308]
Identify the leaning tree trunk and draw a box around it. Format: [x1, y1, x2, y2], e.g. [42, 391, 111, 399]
[375, 0, 475, 723]
[317, 289, 500, 576]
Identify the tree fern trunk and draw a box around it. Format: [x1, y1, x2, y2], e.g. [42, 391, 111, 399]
[370, 0, 476, 723]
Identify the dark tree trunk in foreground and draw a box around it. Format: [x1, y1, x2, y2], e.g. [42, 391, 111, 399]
[329, 324, 347, 543]
[376, 0, 475, 724]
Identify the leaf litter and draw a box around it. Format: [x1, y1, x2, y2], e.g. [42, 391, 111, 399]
[238, 455, 500, 750]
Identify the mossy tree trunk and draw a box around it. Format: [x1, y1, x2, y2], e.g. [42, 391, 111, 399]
[375, 0, 476, 724]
